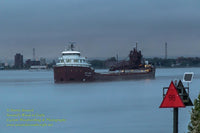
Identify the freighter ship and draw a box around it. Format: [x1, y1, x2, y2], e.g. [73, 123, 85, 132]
[54, 44, 155, 83]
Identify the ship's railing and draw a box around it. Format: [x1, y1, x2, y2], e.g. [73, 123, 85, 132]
[56, 63, 90, 67]
[99, 69, 150, 74]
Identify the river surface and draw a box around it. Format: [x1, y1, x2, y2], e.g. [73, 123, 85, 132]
[0, 68, 200, 133]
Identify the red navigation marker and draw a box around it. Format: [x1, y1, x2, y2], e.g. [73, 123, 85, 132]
[160, 81, 185, 108]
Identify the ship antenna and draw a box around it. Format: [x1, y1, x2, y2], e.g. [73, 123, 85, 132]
[68, 41, 76, 51]
[116, 53, 119, 63]
[136, 42, 138, 51]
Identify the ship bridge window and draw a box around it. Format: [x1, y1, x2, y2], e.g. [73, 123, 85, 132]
[62, 53, 80, 56]
[74, 59, 79, 63]
[66, 59, 71, 62]
[80, 59, 86, 63]
[60, 59, 64, 63]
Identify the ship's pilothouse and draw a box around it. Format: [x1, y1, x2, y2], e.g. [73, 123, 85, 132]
[56, 44, 91, 67]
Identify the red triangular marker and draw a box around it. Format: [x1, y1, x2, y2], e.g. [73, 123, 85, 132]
[160, 81, 185, 108]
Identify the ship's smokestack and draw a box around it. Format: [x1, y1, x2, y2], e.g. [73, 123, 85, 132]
[33, 48, 35, 61]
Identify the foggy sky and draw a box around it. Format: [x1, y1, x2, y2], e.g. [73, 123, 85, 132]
[0, 0, 200, 61]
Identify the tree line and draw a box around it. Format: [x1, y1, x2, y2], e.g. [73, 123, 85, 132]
[89, 57, 200, 69]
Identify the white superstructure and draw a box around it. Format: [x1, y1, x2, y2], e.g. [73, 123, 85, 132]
[56, 45, 91, 67]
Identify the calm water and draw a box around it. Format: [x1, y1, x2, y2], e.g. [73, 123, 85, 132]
[0, 68, 200, 133]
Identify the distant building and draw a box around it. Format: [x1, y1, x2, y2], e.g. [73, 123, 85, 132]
[0, 63, 5, 70]
[25, 59, 31, 68]
[14, 53, 23, 69]
[40, 58, 46, 66]
[25, 59, 40, 69]
[31, 60, 40, 66]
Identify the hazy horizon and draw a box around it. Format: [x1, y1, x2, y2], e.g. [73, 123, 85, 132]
[0, 0, 200, 61]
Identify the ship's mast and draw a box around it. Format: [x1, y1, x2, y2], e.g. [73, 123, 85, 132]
[68, 42, 76, 51]
[116, 54, 118, 63]
[136, 42, 138, 51]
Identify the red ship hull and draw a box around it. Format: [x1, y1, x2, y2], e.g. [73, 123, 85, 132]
[54, 66, 155, 83]
[54, 66, 95, 83]
[94, 68, 155, 81]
